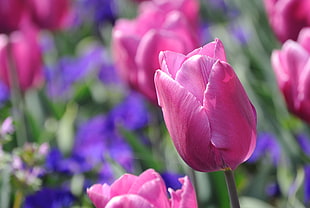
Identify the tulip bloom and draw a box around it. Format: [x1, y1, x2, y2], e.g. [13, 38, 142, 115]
[87, 169, 197, 208]
[264, 0, 310, 43]
[26, 0, 73, 30]
[271, 27, 310, 124]
[0, 28, 43, 92]
[0, 0, 25, 34]
[154, 39, 257, 172]
[112, 0, 200, 104]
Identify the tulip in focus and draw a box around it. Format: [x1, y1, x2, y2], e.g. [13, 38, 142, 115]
[87, 169, 197, 208]
[0, 28, 44, 92]
[112, 0, 200, 104]
[26, 0, 73, 30]
[264, 0, 310, 43]
[154, 39, 257, 172]
[271, 27, 310, 124]
[0, 0, 25, 34]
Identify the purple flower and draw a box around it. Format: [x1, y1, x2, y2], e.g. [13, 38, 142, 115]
[108, 92, 149, 130]
[46, 148, 92, 174]
[305, 165, 310, 204]
[265, 182, 281, 197]
[161, 172, 185, 191]
[248, 132, 281, 166]
[75, 0, 118, 27]
[73, 115, 134, 172]
[23, 188, 74, 208]
[45, 44, 114, 100]
[296, 134, 310, 156]
[0, 81, 9, 106]
[229, 23, 250, 45]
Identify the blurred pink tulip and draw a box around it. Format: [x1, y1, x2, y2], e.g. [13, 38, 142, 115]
[87, 169, 197, 208]
[0, 0, 25, 34]
[272, 27, 310, 123]
[0, 26, 44, 92]
[154, 39, 257, 172]
[112, 0, 200, 104]
[26, 0, 73, 30]
[264, 0, 310, 43]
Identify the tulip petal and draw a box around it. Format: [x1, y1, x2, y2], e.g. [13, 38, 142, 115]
[87, 184, 111, 208]
[128, 169, 161, 193]
[175, 55, 215, 104]
[169, 176, 198, 208]
[298, 27, 310, 53]
[105, 194, 155, 208]
[137, 178, 170, 208]
[272, 40, 310, 111]
[110, 174, 139, 197]
[155, 70, 223, 172]
[204, 60, 256, 169]
[297, 59, 310, 123]
[187, 38, 227, 62]
[112, 24, 140, 87]
[159, 51, 186, 79]
[136, 29, 188, 103]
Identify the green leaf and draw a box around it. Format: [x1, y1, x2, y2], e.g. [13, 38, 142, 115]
[120, 129, 163, 171]
[239, 196, 274, 208]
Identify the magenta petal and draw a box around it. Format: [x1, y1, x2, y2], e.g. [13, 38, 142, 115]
[110, 174, 139, 197]
[271, 50, 289, 90]
[155, 70, 223, 172]
[175, 55, 216, 103]
[87, 184, 111, 208]
[204, 61, 256, 169]
[297, 27, 310, 53]
[272, 40, 310, 111]
[128, 169, 161, 194]
[137, 177, 170, 208]
[299, 60, 310, 101]
[169, 176, 198, 208]
[136, 30, 187, 103]
[112, 25, 140, 87]
[296, 60, 310, 123]
[105, 194, 155, 208]
[187, 38, 227, 62]
[281, 40, 309, 78]
[159, 51, 187, 79]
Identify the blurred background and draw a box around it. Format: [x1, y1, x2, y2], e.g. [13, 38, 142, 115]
[0, 0, 310, 207]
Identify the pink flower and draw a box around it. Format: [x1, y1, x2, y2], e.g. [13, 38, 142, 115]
[154, 39, 257, 172]
[25, 0, 73, 30]
[264, 0, 310, 43]
[271, 27, 310, 123]
[87, 169, 197, 208]
[0, 26, 44, 92]
[0, 117, 14, 137]
[0, 0, 26, 34]
[112, 0, 200, 104]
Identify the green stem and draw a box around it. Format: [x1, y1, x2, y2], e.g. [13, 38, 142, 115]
[7, 37, 27, 146]
[224, 169, 240, 208]
[13, 190, 23, 208]
[189, 168, 198, 192]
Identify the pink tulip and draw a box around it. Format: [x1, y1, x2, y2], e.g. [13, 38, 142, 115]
[264, 0, 310, 43]
[87, 169, 198, 208]
[0, 26, 44, 92]
[154, 39, 257, 172]
[25, 0, 73, 30]
[112, 0, 200, 104]
[271, 27, 310, 123]
[0, 0, 25, 34]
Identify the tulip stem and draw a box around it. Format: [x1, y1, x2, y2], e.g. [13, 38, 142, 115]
[7, 38, 27, 146]
[224, 169, 240, 208]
